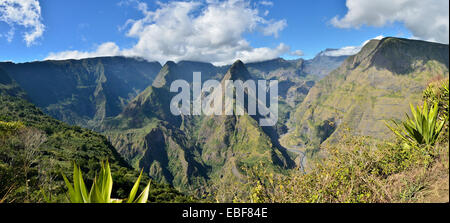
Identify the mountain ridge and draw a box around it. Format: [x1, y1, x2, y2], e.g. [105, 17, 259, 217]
[283, 37, 449, 151]
[0, 56, 163, 128]
[102, 59, 297, 193]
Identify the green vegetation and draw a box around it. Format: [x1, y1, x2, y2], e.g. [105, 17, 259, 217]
[62, 161, 150, 203]
[0, 120, 24, 133]
[0, 57, 162, 128]
[0, 94, 191, 203]
[386, 101, 444, 147]
[287, 37, 449, 150]
[241, 135, 447, 203]
[235, 80, 449, 203]
[1, 51, 347, 198]
[103, 60, 297, 196]
[423, 79, 449, 134]
[1, 37, 448, 203]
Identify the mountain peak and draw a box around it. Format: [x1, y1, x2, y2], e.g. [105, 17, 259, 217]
[222, 60, 251, 81]
[232, 59, 245, 67]
[164, 61, 177, 67]
[152, 61, 178, 88]
[344, 37, 449, 74]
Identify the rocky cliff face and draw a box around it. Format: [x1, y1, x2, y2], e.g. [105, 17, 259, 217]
[103, 60, 296, 192]
[1, 51, 352, 193]
[0, 57, 162, 128]
[0, 67, 26, 98]
[284, 38, 449, 149]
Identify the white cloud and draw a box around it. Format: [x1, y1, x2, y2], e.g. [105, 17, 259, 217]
[290, 50, 304, 57]
[331, 0, 449, 44]
[260, 1, 273, 7]
[262, 19, 287, 38]
[235, 43, 290, 63]
[0, 0, 45, 46]
[322, 46, 361, 57]
[46, 0, 290, 66]
[322, 35, 384, 57]
[46, 42, 121, 60]
[362, 35, 384, 46]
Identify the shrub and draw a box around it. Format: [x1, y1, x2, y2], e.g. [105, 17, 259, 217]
[0, 121, 25, 135]
[241, 133, 445, 203]
[423, 79, 449, 119]
[423, 79, 449, 143]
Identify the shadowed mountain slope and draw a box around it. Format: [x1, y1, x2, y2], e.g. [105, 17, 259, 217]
[0, 57, 162, 128]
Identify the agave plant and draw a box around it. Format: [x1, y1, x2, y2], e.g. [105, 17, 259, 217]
[386, 101, 445, 147]
[62, 161, 150, 203]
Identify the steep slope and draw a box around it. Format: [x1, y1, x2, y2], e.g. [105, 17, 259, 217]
[153, 60, 228, 88]
[284, 37, 449, 149]
[0, 90, 189, 203]
[245, 55, 348, 138]
[0, 67, 26, 98]
[0, 57, 162, 128]
[195, 61, 296, 185]
[245, 55, 347, 81]
[1, 55, 346, 133]
[303, 49, 349, 79]
[103, 60, 296, 193]
[246, 58, 311, 105]
[101, 61, 223, 190]
[1, 54, 350, 195]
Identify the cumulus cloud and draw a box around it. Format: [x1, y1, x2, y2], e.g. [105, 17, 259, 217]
[46, 0, 290, 66]
[331, 0, 449, 44]
[0, 0, 45, 46]
[235, 43, 290, 63]
[262, 19, 287, 38]
[46, 42, 121, 60]
[322, 35, 384, 57]
[290, 50, 304, 57]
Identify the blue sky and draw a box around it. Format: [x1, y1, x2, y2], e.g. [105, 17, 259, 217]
[0, 0, 448, 65]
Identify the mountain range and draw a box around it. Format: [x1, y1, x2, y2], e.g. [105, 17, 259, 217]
[1, 37, 448, 195]
[282, 38, 449, 152]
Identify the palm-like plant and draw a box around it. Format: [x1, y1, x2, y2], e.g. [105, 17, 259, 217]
[386, 101, 445, 147]
[62, 161, 150, 203]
